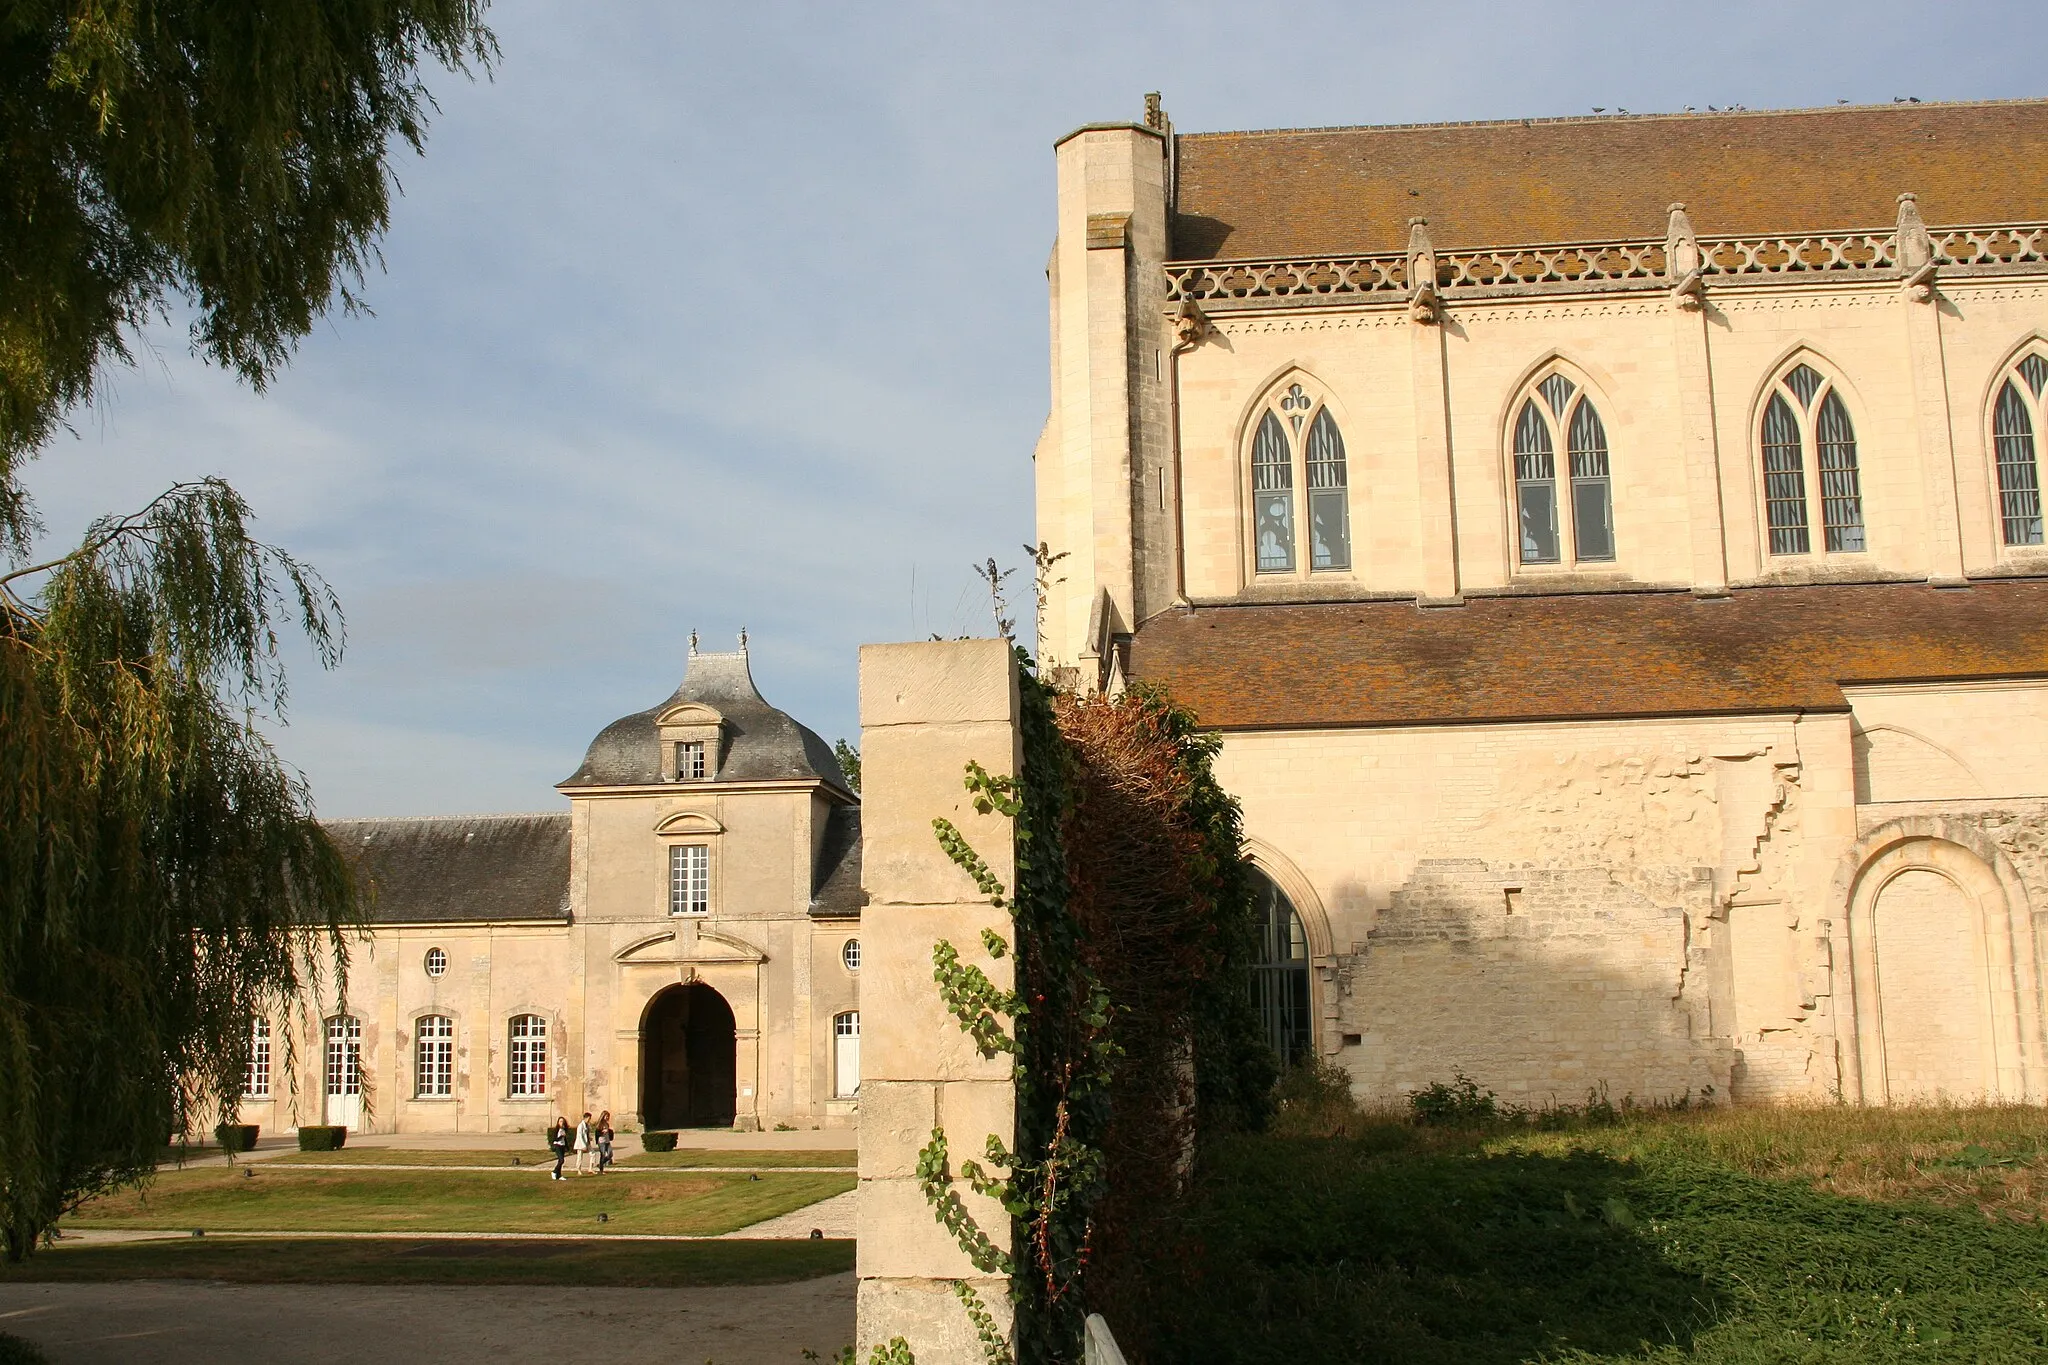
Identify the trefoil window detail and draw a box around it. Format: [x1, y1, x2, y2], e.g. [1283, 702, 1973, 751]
[1993, 352, 2047, 547]
[669, 843, 710, 916]
[509, 1014, 548, 1097]
[1250, 382, 1351, 575]
[1512, 371, 1613, 567]
[1760, 362, 1865, 556]
[416, 1014, 454, 1098]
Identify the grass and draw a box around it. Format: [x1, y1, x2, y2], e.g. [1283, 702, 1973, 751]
[0, 1336, 46, 1365]
[62, 1166, 853, 1237]
[254, 1147, 853, 1169]
[1126, 1075, 2048, 1364]
[618, 1148, 854, 1169]
[0, 1236, 851, 1287]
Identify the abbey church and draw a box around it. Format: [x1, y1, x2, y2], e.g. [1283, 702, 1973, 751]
[1038, 98, 2048, 1107]
[248, 98, 2048, 1137]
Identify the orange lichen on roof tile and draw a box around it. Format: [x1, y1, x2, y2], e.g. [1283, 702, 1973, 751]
[1129, 582, 2048, 731]
[1169, 101, 2048, 261]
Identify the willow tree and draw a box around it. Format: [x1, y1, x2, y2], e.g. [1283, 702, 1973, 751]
[0, 1, 494, 1259]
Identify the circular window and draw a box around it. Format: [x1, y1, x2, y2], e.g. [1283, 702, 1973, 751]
[424, 947, 448, 978]
[841, 939, 861, 972]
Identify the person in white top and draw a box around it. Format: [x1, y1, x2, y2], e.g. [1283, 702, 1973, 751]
[573, 1112, 594, 1175]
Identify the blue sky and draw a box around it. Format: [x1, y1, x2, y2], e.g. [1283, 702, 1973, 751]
[19, 0, 2038, 816]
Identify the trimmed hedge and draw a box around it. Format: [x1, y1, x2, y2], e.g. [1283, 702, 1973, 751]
[297, 1125, 348, 1152]
[215, 1123, 260, 1153]
[641, 1130, 679, 1152]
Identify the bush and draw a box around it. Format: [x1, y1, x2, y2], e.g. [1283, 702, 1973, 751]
[296, 1125, 347, 1152]
[641, 1130, 679, 1152]
[1410, 1072, 1498, 1126]
[0, 1333, 50, 1365]
[214, 1123, 260, 1153]
[1270, 1056, 1367, 1138]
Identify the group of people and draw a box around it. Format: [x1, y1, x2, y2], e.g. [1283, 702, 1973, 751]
[548, 1111, 613, 1179]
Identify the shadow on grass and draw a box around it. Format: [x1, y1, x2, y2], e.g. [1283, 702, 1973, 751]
[1130, 1131, 2048, 1364]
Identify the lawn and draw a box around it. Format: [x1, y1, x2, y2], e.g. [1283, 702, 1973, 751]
[63, 1167, 853, 1237]
[259, 1147, 852, 1169]
[0, 1236, 852, 1287]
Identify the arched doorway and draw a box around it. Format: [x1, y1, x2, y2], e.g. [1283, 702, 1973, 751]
[1872, 868, 1992, 1102]
[1251, 869, 1312, 1067]
[641, 983, 737, 1128]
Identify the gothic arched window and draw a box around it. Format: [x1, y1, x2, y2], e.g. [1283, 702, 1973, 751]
[1992, 353, 2047, 547]
[1512, 371, 1613, 566]
[1250, 870, 1312, 1068]
[1760, 362, 1865, 556]
[1250, 383, 1351, 575]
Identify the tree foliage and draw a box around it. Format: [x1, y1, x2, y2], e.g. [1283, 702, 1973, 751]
[0, 0, 494, 1260]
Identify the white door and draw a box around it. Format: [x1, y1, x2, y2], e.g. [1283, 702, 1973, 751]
[833, 1011, 860, 1098]
[325, 1016, 363, 1129]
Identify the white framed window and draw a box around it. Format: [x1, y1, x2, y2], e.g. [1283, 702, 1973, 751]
[415, 1014, 454, 1098]
[1511, 372, 1614, 568]
[1992, 353, 2047, 548]
[841, 939, 861, 972]
[1760, 361, 1865, 556]
[833, 1010, 861, 1098]
[669, 843, 710, 916]
[1249, 381, 1351, 575]
[324, 1015, 362, 1097]
[508, 1014, 548, 1097]
[676, 740, 706, 780]
[424, 946, 447, 979]
[245, 1018, 272, 1099]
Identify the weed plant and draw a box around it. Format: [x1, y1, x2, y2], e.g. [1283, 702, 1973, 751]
[1136, 1061, 2048, 1363]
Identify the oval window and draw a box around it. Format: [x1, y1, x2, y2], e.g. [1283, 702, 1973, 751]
[841, 939, 861, 972]
[424, 947, 448, 978]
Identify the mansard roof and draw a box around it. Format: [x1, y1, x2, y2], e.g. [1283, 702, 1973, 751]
[330, 813, 571, 924]
[810, 804, 865, 919]
[560, 647, 854, 794]
[1170, 100, 2048, 261]
[1130, 581, 2048, 731]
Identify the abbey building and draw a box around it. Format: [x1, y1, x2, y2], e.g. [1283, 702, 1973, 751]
[1037, 98, 2048, 1106]
[235, 643, 865, 1135]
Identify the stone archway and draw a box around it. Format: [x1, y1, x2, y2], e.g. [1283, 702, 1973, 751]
[640, 982, 737, 1128]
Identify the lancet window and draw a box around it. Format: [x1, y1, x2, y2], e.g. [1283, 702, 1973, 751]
[1250, 383, 1351, 575]
[1760, 362, 1865, 556]
[1511, 371, 1613, 567]
[1992, 353, 2047, 548]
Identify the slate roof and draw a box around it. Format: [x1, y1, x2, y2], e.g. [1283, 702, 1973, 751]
[560, 649, 853, 794]
[329, 814, 571, 924]
[1128, 582, 2048, 731]
[810, 805, 865, 918]
[1169, 100, 2048, 261]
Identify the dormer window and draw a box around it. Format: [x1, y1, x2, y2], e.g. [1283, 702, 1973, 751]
[657, 702, 724, 784]
[676, 741, 706, 780]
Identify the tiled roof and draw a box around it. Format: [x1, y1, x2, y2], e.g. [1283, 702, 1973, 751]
[1128, 582, 2048, 730]
[1170, 101, 2048, 261]
[328, 814, 571, 924]
[810, 805, 865, 919]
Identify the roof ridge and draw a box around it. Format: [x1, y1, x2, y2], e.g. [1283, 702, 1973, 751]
[1175, 97, 2048, 142]
[327, 811, 568, 826]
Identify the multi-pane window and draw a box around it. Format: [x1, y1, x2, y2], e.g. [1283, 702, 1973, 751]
[1760, 362, 1865, 556]
[245, 1019, 271, 1099]
[324, 1016, 362, 1097]
[424, 946, 447, 978]
[676, 741, 706, 780]
[669, 843, 710, 916]
[1513, 372, 1614, 567]
[508, 1014, 548, 1097]
[1250, 871, 1312, 1068]
[841, 939, 861, 972]
[1250, 383, 1351, 574]
[833, 1010, 862, 1098]
[415, 1014, 454, 1098]
[1993, 353, 2047, 547]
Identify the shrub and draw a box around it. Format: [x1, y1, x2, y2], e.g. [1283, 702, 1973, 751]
[214, 1123, 259, 1153]
[1410, 1072, 1498, 1126]
[641, 1130, 679, 1152]
[296, 1125, 347, 1152]
[0, 1332, 50, 1364]
[1271, 1056, 1368, 1138]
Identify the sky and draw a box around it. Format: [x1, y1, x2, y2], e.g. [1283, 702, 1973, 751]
[18, 0, 2041, 818]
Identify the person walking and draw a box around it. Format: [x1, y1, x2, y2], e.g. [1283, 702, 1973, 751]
[574, 1111, 595, 1175]
[595, 1111, 615, 1173]
[548, 1116, 571, 1181]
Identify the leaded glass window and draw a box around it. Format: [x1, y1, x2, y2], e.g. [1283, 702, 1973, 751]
[1514, 373, 1613, 567]
[1995, 361, 2046, 548]
[1761, 364, 1863, 556]
[1251, 871, 1312, 1069]
[1250, 383, 1352, 576]
[416, 1014, 454, 1098]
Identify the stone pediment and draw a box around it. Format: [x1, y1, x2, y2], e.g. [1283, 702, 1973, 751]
[653, 810, 725, 836]
[612, 926, 765, 965]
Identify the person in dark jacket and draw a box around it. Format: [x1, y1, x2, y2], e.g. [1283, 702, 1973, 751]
[595, 1111, 615, 1173]
[548, 1116, 571, 1181]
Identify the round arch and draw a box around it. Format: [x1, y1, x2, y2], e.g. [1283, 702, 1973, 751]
[639, 982, 737, 1128]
